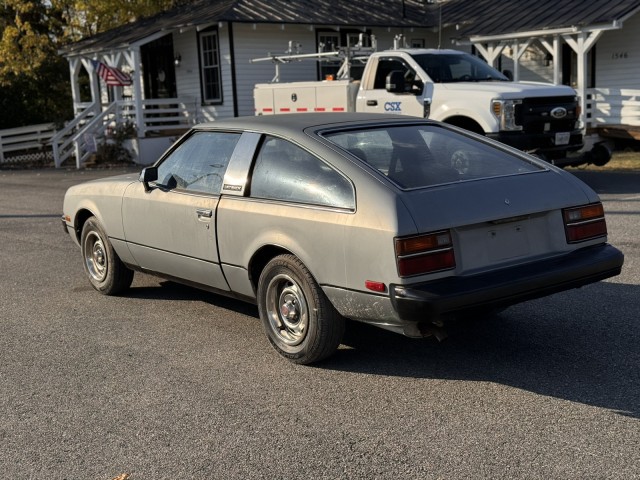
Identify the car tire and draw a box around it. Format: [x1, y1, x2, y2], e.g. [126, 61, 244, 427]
[80, 216, 133, 295]
[257, 254, 344, 364]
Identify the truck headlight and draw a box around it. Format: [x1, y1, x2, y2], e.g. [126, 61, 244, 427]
[492, 99, 523, 131]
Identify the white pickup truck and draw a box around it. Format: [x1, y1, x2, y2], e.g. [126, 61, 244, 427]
[255, 49, 594, 166]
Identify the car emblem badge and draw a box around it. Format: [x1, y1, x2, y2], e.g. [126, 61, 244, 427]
[291, 93, 298, 102]
[505, 198, 510, 205]
[550, 107, 567, 119]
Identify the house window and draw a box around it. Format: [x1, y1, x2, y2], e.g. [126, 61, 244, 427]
[316, 29, 371, 81]
[199, 30, 223, 104]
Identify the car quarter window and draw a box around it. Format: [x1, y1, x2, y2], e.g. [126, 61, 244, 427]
[250, 136, 355, 210]
[156, 131, 241, 194]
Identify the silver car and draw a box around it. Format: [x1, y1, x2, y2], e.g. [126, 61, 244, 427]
[62, 113, 623, 364]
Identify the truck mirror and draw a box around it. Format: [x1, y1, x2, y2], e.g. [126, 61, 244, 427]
[502, 69, 514, 81]
[386, 71, 406, 93]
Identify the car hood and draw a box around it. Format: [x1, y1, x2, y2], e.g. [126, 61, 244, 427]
[437, 82, 576, 99]
[65, 173, 139, 196]
[399, 169, 597, 233]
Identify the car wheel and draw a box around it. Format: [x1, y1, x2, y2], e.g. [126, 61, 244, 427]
[81, 216, 133, 295]
[257, 254, 344, 364]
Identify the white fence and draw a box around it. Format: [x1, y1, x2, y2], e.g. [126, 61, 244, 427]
[0, 123, 56, 164]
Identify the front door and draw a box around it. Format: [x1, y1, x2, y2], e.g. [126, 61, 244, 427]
[141, 34, 177, 99]
[357, 56, 426, 118]
[122, 131, 242, 290]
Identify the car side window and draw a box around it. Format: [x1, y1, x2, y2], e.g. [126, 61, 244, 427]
[250, 136, 355, 210]
[156, 131, 241, 195]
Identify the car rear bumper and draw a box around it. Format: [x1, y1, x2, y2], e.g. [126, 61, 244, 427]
[390, 244, 624, 321]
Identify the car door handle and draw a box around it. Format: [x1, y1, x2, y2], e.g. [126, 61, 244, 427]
[367, 100, 378, 106]
[196, 208, 213, 218]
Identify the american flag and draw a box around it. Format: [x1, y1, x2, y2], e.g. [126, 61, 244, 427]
[91, 60, 132, 87]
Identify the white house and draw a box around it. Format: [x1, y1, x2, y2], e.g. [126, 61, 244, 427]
[55, 0, 640, 167]
[55, 0, 437, 166]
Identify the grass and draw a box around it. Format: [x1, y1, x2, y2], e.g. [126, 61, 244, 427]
[567, 150, 640, 171]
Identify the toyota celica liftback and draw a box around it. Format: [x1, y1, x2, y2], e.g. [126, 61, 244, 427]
[62, 113, 624, 364]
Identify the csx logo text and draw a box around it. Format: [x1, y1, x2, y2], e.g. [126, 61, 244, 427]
[384, 102, 402, 112]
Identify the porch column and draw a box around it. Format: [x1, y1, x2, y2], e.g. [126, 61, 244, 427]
[68, 58, 82, 114]
[511, 39, 532, 81]
[130, 47, 146, 138]
[563, 29, 604, 129]
[81, 58, 101, 113]
[539, 36, 561, 85]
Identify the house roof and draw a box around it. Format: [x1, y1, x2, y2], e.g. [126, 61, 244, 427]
[62, 0, 640, 57]
[62, 0, 435, 56]
[442, 0, 640, 40]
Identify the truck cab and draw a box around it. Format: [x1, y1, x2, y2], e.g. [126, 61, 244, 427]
[356, 49, 583, 163]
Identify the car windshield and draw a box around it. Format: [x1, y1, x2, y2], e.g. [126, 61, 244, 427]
[323, 124, 544, 189]
[412, 52, 509, 83]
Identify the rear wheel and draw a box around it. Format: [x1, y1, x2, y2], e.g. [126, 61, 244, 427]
[257, 254, 344, 364]
[81, 217, 133, 295]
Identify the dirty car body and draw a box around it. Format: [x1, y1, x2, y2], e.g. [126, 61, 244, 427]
[62, 113, 624, 364]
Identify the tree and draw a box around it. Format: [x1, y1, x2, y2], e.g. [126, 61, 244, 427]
[0, 0, 71, 128]
[62, 0, 176, 39]
[0, 0, 62, 83]
[0, 0, 178, 128]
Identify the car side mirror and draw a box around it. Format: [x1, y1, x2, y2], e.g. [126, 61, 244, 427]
[502, 69, 514, 81]
[139, 166, 158, 192]
[386, 70, 406, 93]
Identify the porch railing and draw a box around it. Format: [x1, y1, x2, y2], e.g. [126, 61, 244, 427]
[125, 97, 199, 135]
[585, 88, 640, 129]
[50, 97, 198, 168]
[51, 103, 101, 167]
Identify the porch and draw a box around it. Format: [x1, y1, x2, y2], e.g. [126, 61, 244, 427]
[49, 97, 200, 168]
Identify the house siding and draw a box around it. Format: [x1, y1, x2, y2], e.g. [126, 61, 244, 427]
[596, 12, 640, 89]
[233, 23, 318, 117]
[173, 26, 236, 121]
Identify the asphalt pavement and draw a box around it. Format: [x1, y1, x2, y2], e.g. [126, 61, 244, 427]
[0, 166, 638, 479]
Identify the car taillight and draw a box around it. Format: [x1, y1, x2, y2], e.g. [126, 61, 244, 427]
[395, 230, 456, 277]
[563, 203, 607, 243]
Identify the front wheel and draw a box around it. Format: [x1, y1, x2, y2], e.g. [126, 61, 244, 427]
[257, 254, 344, 364]
[80, 216, 133, 295]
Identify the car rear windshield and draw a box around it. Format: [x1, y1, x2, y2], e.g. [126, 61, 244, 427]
[323, 124, 545, 189]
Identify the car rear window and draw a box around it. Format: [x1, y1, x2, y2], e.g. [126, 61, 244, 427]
[323, 124, 544, 189]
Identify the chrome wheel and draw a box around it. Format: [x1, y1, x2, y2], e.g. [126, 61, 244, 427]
[258, 254, 344, 364]
[83, 231, 108, 282]
[80, 217, 133, 295]
[265, 273, 309, 347]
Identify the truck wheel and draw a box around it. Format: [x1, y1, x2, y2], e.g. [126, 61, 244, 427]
[257, 254, 344, 364]
[81, 217, 133, 295]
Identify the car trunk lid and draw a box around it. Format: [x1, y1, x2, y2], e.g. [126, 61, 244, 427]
[399, 170, 594, 274]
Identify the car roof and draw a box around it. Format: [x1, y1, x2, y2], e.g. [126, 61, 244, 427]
[194, 113, 428, 137]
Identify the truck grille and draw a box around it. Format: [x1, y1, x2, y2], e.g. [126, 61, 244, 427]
[515, 96, 578, 134]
